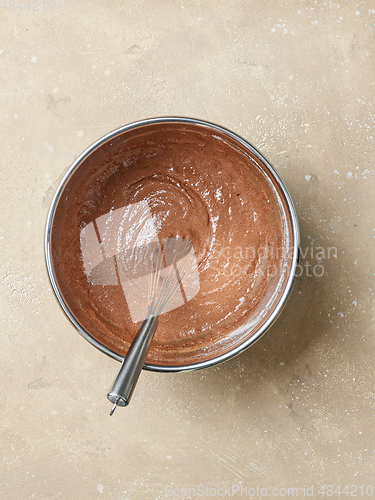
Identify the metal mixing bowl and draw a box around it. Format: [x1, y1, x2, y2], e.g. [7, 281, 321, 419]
[45, 117, 299, 372]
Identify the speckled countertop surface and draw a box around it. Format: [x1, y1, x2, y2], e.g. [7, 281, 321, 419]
[1, 1, 374, 498]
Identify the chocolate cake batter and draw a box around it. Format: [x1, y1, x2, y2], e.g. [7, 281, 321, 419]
[51, 122, 291, 366]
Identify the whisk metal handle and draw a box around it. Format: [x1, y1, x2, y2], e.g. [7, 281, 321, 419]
[107, 315, 159, 414]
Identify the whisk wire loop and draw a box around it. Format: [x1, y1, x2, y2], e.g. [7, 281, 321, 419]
[150, 239, 194, 317]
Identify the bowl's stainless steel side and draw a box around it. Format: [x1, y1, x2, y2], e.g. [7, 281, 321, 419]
[45, 117, 300, 372]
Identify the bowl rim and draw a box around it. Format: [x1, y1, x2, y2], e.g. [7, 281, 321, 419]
[45, 116, 300, 372]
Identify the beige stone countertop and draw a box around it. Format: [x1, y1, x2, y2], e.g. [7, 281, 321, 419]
[1, 1, 374, 498]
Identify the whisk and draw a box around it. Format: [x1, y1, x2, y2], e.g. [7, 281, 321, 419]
[107, 237, 196, 415]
